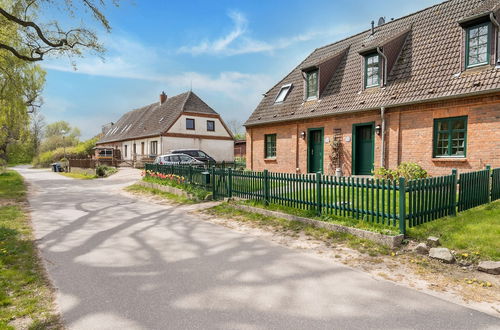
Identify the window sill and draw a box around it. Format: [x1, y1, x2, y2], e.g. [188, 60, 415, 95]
[264, 158, 277, 162]
[432, 158, 468, 162]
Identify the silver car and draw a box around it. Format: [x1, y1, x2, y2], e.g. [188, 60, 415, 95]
[153, 153, 204, 166]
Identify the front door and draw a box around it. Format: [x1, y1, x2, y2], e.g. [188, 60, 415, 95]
[354, 123, 374, 175]
[308, 128, 324, 173]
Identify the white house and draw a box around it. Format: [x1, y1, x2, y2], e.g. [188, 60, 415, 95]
[96, 91, 234, 163]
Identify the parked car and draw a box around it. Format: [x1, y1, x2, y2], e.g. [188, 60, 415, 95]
[170, 149, 215, 163]
[153, 153, 204, 166]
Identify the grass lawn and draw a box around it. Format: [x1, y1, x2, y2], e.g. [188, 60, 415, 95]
[240, 200, 400, 235]
[205, 203, 390, 256]
[59, 172, 97, 180]
[407, 200, 500, 261]
[125, 184, 197, 204]
[0, 170, 60, 329]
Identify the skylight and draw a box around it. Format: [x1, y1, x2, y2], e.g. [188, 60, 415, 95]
[274, 84, 292, 103]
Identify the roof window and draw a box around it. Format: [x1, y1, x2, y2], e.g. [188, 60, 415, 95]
[274, 84, 292, 103]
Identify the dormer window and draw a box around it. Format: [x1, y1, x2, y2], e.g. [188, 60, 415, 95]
[305, 70, 318, 100]
[364, 53, 380, 88]
[465, 22, 490, 68]
[275, 84, 292, 103]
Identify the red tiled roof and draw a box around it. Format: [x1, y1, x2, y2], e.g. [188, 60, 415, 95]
[246, 0, 500, 127]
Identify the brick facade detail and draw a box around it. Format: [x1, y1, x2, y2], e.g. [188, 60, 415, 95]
[246, 93, 500, 176]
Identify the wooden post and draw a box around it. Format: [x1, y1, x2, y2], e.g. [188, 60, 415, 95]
[316, 172, 322, 216]
[211, 166, 216, 199]
[450, 169, 457, 216]
[228, 168, 233, 198]
[398, 177, 406, 235]
[264, 169, 270, 206]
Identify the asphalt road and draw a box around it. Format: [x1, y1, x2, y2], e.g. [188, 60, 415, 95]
[16, 167, 500, 330]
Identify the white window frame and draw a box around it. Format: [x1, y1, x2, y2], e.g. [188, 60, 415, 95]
[274, 83, 292, 103]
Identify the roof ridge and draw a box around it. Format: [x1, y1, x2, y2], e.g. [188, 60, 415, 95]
[314, 0, 454, 53]
[180, 90, 192, 112]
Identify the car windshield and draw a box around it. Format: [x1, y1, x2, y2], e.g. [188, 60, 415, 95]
[196, 151, 208, 157]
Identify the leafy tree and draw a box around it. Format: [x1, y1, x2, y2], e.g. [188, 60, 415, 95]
[0, 0, 120, 62]
[40, 120, 80, 153]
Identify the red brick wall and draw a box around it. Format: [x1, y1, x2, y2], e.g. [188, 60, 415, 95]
[247, 93, 500, 176]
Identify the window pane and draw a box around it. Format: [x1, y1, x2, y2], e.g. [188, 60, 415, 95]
[186, 118, 195, 129]
[467, 24, 489, 67]
[437, 121, 448, 131]
[306, 71, 318, 98]
[452, 119, 465, 130]
[275, 86, 290, 103]
[207, 120, 215, 131]
[365, 54, 379, 87]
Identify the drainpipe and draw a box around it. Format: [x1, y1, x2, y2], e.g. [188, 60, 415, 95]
[380, 107, 386, 168]
[490, 13, 500, 66]
[376, 47, 388, 86]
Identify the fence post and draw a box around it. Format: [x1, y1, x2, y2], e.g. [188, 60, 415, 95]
[188, 165, 193, 184]
[316, 172, 322, 216]
[228, 168, 233, 198]
[211, 166, 216, 199]
[264, 169, 270, 206]
[398, 177, 406, 235]
[486, 165, 491, 203]
[450, 168, 457, 216]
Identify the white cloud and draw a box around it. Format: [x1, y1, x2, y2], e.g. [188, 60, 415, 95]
[178, 10, 358, 56]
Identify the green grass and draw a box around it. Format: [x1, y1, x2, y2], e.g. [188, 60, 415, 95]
[0, 171, 25, 200]
[407, 200, 500, 261]
[125, 184, 197, 204]
[205, 203, 390, 256]
[0, 171, 60, 328]
[59, 172, 97, 180]
[240, 200, 400, 236]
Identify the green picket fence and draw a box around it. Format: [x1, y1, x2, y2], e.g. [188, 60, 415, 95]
[489, 168, 500, 202]
[457, 166, 491, 212]
[144, 164, 499, 235]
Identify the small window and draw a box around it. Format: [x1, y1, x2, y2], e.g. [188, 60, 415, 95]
[433, 116, 467, 157]
[466, 23, 490, 68]
[150, 141, 158, 155]
[124, 145, 128, 157]
[365, 53, 380, 88]
[141, 142, 145, 155]
[170, 155, 180, 162]
[264, 134, 277, 159]
[186, 118, 195, 130]
[275, 84, 292, 103]
[133, 143, 136, 155]
[306, 70, 318, 100]
[207, 120, 215, 131]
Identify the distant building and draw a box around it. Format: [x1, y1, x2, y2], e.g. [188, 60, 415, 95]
[96, 91, 234, 164]
[234, 139, 246, 159]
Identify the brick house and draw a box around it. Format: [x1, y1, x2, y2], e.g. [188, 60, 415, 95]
[96, 91, 234, 164]
[245, 0, 500, 177]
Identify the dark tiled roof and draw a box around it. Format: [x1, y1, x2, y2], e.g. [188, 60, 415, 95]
[246, 0, 500, 127]
[98, 91, 218, 143]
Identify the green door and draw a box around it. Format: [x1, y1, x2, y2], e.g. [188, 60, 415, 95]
[308, 129, 324, 173]
[354, 124, 374, 175]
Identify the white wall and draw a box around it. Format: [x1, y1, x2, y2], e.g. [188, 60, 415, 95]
[168, 115, 231, 137]
[121, 136, 161, 160]
[161, 136, 234, 162]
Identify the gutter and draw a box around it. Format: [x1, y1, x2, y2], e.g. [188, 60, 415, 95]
[244, 87, 500, 128]
[490, 13, 500, 66]
[376, 47, 388, 87]
[380, 107, 386, 168]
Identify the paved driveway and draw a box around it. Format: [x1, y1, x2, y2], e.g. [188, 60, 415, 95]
[16, 167, 499, 330]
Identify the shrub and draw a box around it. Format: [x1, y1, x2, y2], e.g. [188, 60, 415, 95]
[96, 165, 106, 177]
[374, 162, 428, 180]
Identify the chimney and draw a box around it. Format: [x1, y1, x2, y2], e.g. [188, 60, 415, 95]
[160, 91, 167, 104]
[371, 20, 375, 35]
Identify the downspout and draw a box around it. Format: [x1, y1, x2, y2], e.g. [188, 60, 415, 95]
[376, 47, 388, 87]
[380, 107, 386, 168]
[490, 13, 500, 66]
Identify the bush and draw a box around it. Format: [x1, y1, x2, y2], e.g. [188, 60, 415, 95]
[374, 162, 428, 180]
[96, 166, 106, 177]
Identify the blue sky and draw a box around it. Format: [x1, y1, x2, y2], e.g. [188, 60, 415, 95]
[40, 0, 442, 139]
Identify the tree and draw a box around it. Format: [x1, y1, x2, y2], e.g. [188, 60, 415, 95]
[30, 109, 45, 155]
[0, 0, 120, 62]
[40, 120, 80, 152]
[227, 119, 246, 140]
